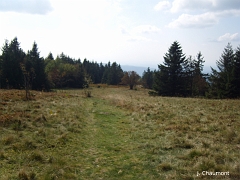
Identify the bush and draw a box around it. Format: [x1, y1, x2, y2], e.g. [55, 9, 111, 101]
[84, 89, 92, 97]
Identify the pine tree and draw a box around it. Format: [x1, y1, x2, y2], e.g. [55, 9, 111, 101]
[101, 62, 111, 84]
[183, 52, 207, 96]
[46, 52, 54, 60]
[1, 38, 25, 89]
[74, 63, 86, 88]
[209, 43, 235, 98]
[27, 42, 49, 90]
[59, 52, 74, 64]
[82, 59, 103, 84]
[208, 67, 220, 98]
[99, 62, 105, 83]
[1, 40, 10, 88]
[192, 52, 207, 96]
[142, 67, 154, 89]
[108, 62, 122, 85]
[181, 55, 193, 96]
[153, 41, 186, 96]
[102, 62, 123, 85]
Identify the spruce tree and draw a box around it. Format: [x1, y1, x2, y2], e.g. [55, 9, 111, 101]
[99, 62, 105, 83]
[1, 38, 25, 89]
[102, 62, 123, 85]
[74, 63, 86, 88]
[192, 52, 207, 96]
[46, 52, 54, 60]
[142, 67, 154, 89]
[101, 62, 111, 84]
[183, 52, 207, 96]
[209, 43, 235, 98]
[153, 41, 186, 96]
[27, 42, 49, 90]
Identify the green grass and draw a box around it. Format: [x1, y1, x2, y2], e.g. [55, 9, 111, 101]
[0, 87, 240, 179]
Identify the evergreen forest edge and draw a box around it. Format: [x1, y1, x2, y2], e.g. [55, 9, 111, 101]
[0, 37, 240, 99]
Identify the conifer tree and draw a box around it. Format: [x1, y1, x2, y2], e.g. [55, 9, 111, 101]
[102, 62, 123, 85]
[142, 67, 154, 89]
[101, 62, 111, 84]
[153, 41, 186, 96]
[26, 42, 49, 90]
[109, 62, 123, 85]
[192, 52, 208, 96]
[183, 52, 207, 96]
[99, 62, 105, 83]
[209, 43, 235, 98]
[74, 63, 86, 88]
[46, 52, 54, 60]
[1, 38, 25, 89]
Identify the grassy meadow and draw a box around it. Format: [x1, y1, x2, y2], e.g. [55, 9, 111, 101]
[0, 86, 240, 179]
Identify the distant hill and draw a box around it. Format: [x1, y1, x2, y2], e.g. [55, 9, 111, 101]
[121, 65, 211, 77]
[121, 65, 156, 76]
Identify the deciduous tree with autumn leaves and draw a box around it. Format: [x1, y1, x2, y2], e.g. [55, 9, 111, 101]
[121, 71, 140, 90]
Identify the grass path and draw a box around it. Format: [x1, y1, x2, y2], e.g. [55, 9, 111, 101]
[77, 97, 146, 179]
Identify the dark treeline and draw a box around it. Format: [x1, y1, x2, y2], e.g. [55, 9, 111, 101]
[0, 37, 123, 91]
[147, 41, 240, 98]
[0, 38, 240, 98]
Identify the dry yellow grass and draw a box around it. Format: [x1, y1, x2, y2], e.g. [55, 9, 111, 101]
[0, 87, 239, 179]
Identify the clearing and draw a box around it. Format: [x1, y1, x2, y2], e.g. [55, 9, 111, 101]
[0, 87, 240, 179]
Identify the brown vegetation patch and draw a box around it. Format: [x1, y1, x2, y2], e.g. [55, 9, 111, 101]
[0, 89, 67, 128]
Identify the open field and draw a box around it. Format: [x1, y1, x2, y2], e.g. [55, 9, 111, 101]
[0, 86, 240, 179]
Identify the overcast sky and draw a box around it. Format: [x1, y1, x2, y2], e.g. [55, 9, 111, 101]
[0, 0, 240, 71]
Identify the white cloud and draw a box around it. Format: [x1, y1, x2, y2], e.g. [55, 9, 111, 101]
[0, 0, 53, 14]
[133, 25, 161, 34]
[218, 33, 239, 42]
[167, 12, 218, 28]
[154, 1, 171, 11]
[162, 0, 240, 29]
[167, 9, 240, 28]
